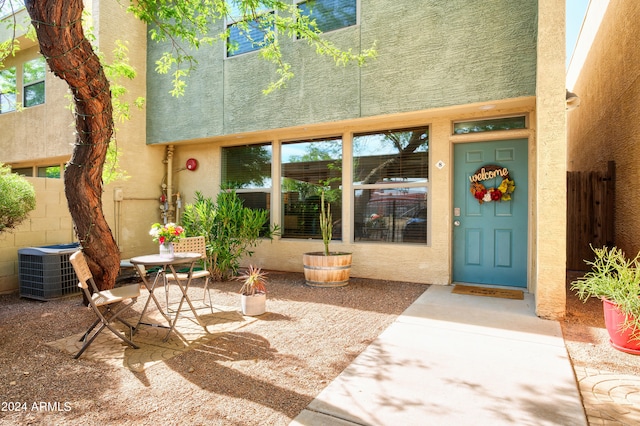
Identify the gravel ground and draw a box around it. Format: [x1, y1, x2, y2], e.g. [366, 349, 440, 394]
[0, 272, 426, 425]
[0, 270, 636, 425]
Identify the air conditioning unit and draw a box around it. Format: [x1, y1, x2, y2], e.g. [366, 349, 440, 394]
[18, 243, 81, 301]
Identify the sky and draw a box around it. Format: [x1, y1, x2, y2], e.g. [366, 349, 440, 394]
[566, 0, 590, 68]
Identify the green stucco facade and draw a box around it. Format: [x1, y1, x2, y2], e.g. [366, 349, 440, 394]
[146, 0, 538, 144]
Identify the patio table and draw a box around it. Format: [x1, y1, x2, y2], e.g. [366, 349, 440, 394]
[130, 253, 207, 342]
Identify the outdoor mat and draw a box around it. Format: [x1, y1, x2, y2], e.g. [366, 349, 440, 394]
[452, 284, 524, 300]
[47, 304, 257, 372]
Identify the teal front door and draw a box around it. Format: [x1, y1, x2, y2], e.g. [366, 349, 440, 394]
[453, 140, 528, 287]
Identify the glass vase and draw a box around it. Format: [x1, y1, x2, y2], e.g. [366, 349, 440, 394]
[159, 242, 174, 258]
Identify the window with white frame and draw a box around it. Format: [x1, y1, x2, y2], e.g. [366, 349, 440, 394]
[353, 127, 430, 244]
[0, 67, 17, 113]
[222, 144, 273, 225]
[0, 0, 25, 19]
[226, 8, 275, 57]
[23, 57, 46, 108]
[281, 137, 343, 240]
[297, 0, 357, 34]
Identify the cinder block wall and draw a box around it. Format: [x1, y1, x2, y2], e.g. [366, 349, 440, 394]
[0, 178, 74, 294]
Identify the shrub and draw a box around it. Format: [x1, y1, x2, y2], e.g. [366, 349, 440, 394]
[0, 163, 36, 233]
[182, 190, 279, 280]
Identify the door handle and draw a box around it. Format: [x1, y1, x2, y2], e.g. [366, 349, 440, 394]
[454, 220, 461, 227]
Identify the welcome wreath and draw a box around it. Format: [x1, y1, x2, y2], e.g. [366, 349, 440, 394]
[469, 165, 515, 204]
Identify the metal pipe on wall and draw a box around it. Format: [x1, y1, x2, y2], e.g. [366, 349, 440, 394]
[166, 145, 174, 224]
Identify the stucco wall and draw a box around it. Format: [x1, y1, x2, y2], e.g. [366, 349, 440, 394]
[146, 0, 538, 144]
[169, 98, 536, 286]
[0, 1, 163, 292]
[0, 45, 75, 163]
[533, 0, 567, 319]
[93, 0, 167, 260]
[567, 0, 640, 257]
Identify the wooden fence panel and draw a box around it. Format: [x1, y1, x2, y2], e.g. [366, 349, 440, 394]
[566, 162, 615, 270]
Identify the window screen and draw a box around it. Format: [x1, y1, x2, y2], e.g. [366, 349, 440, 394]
[298, 0, 357, 33]
[227, 12, 274, 57]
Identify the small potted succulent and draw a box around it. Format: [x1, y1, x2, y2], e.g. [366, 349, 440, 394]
[236, 265, 268, 316]
[571, 245, 640, 354]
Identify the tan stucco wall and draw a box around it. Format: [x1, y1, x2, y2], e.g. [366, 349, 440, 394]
[533, 0, 567, 320]
[567, 0, 640, 257]
[0, 2, 162, 292]
[0, 45, 74, 163]
[93, 0, 166, 259]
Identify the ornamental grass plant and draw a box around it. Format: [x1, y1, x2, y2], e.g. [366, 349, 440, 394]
[571, 245, 640, 340]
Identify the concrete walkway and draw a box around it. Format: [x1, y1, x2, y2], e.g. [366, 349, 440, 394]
[291, 285, 587, 426]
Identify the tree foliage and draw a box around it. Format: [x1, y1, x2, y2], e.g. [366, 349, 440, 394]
[127, 0, 376, 96]
[1, 0, 375, 291]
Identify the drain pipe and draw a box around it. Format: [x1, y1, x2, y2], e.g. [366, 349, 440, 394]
[166, 145, 175, 223]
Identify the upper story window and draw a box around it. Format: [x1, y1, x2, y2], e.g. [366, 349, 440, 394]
[11, 167, 32, 177]
[297, 0, 357, 34]
[0, 0, 25, 19]
[11, 164, 61, 178]
[0, 67, 17, 113]
[38, 165, 61, 178]
[23, 57, 46, 108]
[226, 8, 274, 58]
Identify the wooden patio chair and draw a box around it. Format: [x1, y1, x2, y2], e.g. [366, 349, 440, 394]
[165, 236, 212, 310]
[69, 251, 140, 359]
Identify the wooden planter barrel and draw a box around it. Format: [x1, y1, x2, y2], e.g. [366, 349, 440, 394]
[303, 252, 352, 287]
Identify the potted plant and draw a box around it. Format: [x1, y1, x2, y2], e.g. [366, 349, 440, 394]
[302, 190, 352, 287]
[236, 265, 268, 316]
[571, 245, 640, 354]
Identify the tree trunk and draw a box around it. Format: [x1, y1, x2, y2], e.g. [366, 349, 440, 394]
[26, 0, 120, 290]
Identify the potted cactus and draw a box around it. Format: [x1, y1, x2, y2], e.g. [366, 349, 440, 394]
[302, 190, 352, 287]
[571, 245, 640, 355]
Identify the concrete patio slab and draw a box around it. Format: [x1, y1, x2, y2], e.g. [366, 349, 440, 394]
[291, 285, 587, 426]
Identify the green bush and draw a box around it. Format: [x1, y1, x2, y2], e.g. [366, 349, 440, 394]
[0, 163, 36, 233]
[182, 190, 279, 280]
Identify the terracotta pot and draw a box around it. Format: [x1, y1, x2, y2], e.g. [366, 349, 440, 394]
[602, 298, 640, 355]
[303, 252, 352, 287]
